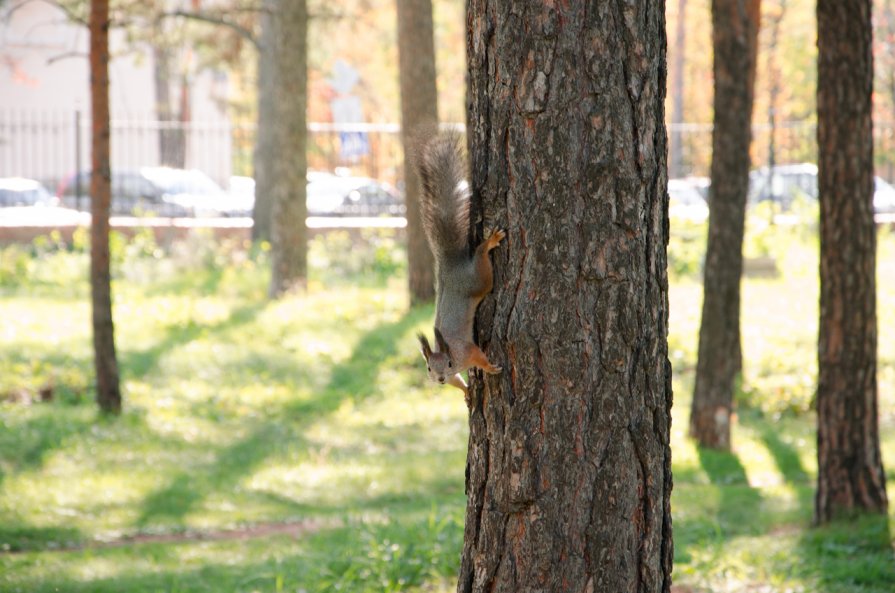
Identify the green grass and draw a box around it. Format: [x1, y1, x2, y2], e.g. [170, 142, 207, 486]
[0, 225, 894, 592]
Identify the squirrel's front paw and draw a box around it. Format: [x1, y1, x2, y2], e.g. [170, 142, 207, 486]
[485, 228, 506, 250]
[484, 364, 502, 375]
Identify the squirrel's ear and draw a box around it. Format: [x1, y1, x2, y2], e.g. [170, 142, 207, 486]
[417, 333, 432, 361]
[433, 327, 451, 359]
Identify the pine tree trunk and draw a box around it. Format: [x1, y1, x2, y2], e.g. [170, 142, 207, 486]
[460, 2, 672, 591]
[89, 0, 121, 415]
[689, 0, 760, 450]
[252, 0, 275, 242]
[397, 0, 438, 305]
[815, 0, 888, 523]
[268, 0, 308, 297]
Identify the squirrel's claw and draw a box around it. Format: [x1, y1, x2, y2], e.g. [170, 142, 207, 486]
[486, 228, 506, 247]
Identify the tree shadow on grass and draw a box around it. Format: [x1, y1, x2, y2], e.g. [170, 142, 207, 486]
[121, 303, 266, 381]
[135, 306, 431, 530]
[751, 419, 895, 591]
[0, 407, 96, 482]
[696, 446, 763, 536]
[0, 409, 150, 552]
[757, 428, 810, 484]
[0, 410, 89, 551]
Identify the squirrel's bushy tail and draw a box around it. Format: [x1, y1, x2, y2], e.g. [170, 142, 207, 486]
[416, 131, 470, 261]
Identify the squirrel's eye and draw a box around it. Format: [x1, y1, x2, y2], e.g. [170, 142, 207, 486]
[448, 361, 452, 368]
[427, 366, 431, 372]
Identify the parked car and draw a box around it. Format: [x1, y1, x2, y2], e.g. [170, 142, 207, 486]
[873, 176, 895, 214]
[0, 177, 58, 207]
[56, 169, 190, 216]
[668, 178, 709, 221]
[747, 163, 895, 214]
[140, 167, 238, 217]
[228, 175, 256, 216]
[748, 163, 819, 210]
[57, 168, 239, 217]
[306, 173, 404, 217]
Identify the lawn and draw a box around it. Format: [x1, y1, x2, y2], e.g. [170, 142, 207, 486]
[0, 224, 893, 592]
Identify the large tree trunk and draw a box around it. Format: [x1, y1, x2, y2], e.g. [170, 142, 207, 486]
[689, 0, 760, 450]
[815, 0, 888, 523]
[397, 0, 438, 305]
[669, 0, 687, 178]
[268, 0, 308, 297]
[89, 0, 121, 414]
[252, 0, 275, 242]
[459, 2, 672, 592]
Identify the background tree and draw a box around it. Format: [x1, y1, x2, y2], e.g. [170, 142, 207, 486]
[89, 0, 122, 414]
[459, 2, 672, 591]
[763, 0, 787, 185]
[815, 0, 888, 523]
[252, 0, 275, 242]
[669, 0, 687, 178]
[397, 0, 437, 305]
[268, 0, 308, 296]
[689, 0, 760, 450]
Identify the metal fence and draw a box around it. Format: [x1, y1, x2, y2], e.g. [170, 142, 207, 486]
[670, 121, 895, 182]
[3, 110, 895, 201]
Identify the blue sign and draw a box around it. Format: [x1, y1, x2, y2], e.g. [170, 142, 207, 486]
[339, 131, 369, 161]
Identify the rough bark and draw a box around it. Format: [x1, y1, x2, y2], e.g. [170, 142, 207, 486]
[89, 0, 122, 414]
[460, 2, 672, 592]
[669, 0, 687, 178]
[268, 0, 308, 297]
[397, 0, 438, 305]
[252, 0, 275, 242]
[689, 0, 760, 450]
[815, 0, 888, 523]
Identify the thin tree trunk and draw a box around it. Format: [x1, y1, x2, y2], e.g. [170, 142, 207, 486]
[815, 0, 887, 523]
[397, 0, 438, 305]
[152, 44, 178, 167]
[765, 0, 787, 192]
[670, 0, 687, 178]
[89, 0, 121, 414]
[252, 0, 275, 242]
[459, 2, 672, 591]
[268, 0, 308, 296]
[689, 0, 760, 450]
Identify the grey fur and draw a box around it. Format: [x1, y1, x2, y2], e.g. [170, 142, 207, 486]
[417, 132, 470, 261]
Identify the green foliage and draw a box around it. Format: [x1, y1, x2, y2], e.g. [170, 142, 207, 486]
[308, 229, 406, 285]
[668, 218, 708, 278]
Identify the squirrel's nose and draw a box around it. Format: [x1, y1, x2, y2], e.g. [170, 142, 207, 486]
[438, 377, 445, 383]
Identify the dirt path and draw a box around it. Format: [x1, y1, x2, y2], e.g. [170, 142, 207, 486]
[3, 518, 335, 555]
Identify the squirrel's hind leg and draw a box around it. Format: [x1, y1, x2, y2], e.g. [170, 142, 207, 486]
[470, 229, 506, 297]
[468, 344, 502, 374]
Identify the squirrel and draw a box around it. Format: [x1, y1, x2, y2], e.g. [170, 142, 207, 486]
[414, 132, 505, 403]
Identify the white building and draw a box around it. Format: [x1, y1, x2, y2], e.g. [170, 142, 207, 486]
[0, 0, 232, 187]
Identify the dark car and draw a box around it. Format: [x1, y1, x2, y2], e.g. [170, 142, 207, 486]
[56, 170, 190, 217]
[306, 173, 404, 217]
